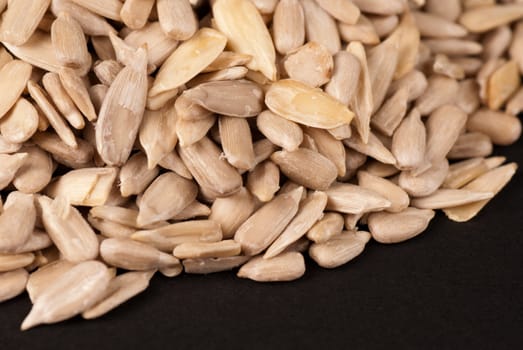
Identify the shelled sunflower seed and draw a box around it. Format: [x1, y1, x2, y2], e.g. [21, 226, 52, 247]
[0, 0, 521, 331]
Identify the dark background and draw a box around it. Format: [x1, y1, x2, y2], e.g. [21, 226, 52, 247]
[1, 137, 522, 350]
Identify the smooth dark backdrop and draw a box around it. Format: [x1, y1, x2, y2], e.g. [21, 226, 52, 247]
[2, 137, 522, 350]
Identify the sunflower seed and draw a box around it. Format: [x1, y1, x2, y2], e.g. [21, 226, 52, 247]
[391, 11, 420, 79]
[369, 15, 399, 38]
[202, 51, 253, 73]
[82, 270, 155, 319]
[173, 240, 241, 259]
[482, 25, 512, 60]
[71, 0, 122, 21]
[371, 87, 409, 136]
[315, 0, 360, 25]
[325, 182, 391, 214]
[344, 131, 396, 165]
[119, 153, 159, 197]
[183, 256, 250, 274]
[176, 114, 216, 147]
[0, 268, 28, 303]
[171, 201, 211, 221]
[283, 42, 333, 88]
[256, 110, 303, 152]
[234, 186, 303, 256]
[459, 3, 523, 33]
[423, 38, 483, 56]
[357, 171, 409, 213]
[325, 51, 361, 106]
[454, 79, 480, 114]
[0, 192, 36, 253]
[447, 132, 493, 159]
[93, 60, 122, 86]
[157, 0, 197, 40]
[0, 0, 50, 46]
[399, 159, 449, 197]
[338, 15, 380, 45]
[467, 108, 522, 146]
[443, 157, 490, 189]
[237, 251, 305, 282]
[415, 75, 460, 115]
[0, 153, 28, 190]
[433, 54, 465, 80]
[306, 212, 344, 244]
[309, 231, 371, 269]
[368, 207, 435, 244]
[247, 161, 280, 202]
[351, 0, 405, 15]
[158, 151, 192, 180]
[0, 60, 32, 120]
[487, 60, 520, 110]
[51, 12, 91, 71]
[209, 187, 257, 239]
[26, 260, 75, 303]
[388, 69, 428, 103]
[120, 0, 155, 30]
[272, 0, 305, 55]
[301, 0, 341, 54]
[412, 189, 493, 209]
[0, 253, 35, 272]
[412, 11, 467, 38]
[21, 260, 113, 330]
[42, 73, 85, 129]
[139, 107, 178, 169]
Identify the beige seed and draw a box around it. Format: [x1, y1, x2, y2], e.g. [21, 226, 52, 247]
[482, 25, 512, 60]
[89, 84, 108, 114]
[91, 36, 116, 61]
[433, 54, 465, 80]
[10, 230, 53, 254]
[183, 80, 264, 118]
[83, 270, 155, 319]
[237, 251, 305, 282]
[283, 42, 333, 88]
[487, 60, 520, 110]
[369, 15, 399, 38]
[301, 0, 341, 54]
[443, 163, 517, 222]
[32, 132, 93, 169]
[325, 51, 361, 106]
[0, 268, 28, 303]
[415, 75, 460, 115]
[506, 87, 523, 115]
[213, 0, 277, 80]
[137, 172, 198, 226]
[305, 128, 346, 177]
[187, 66, 249, 87]
[234, 186, 303, 256]
[325, 182, 391, 214]
[90, 206, 141, 229]
[157, 0, 197, 40]
[509, 21, 523, 73]
[139, 107, 178, 169]
[412, 11, 467, 38]
[174, 93, 213, 121]
[271, 148, 337, 191]
[467, 109, 522, 146]
[209, 187, 257, 239]
[124, 22, 180, 68]
[247, 161, 280, 202]
[96, 47, 148, 166]
[173, 240, 241, 259]
[327, 125, 352, 141]
[21, 260, 113, 330]
[453, 57, 483, 76]
[202, 51, 253, 73]
[158, 151, 192, 180]
[364, 160, 399, 178]
[257, 110, 303, 152]
[59, 68, 97, 122]
[0, 60, 32, 120]
[120, 0, 155, 30]
[11, 146, 53, 194]
[265, 79, 354, 129]
[338, 15, 380, 45]
[455, 79, 480, 114]
[28, 81, 78, 148]
[42, 73, 85, 130]
[38, 195, 99, 262]
[264, 191, 327, 259]
[0, 98, 38, 144]
[388, 69, 428, 103]
[132, 220, 222, 252]
[51, 12, 91, 71]
[253, 139, 279, 167]
[0, 46, 12, 70]
[93, 60, 123, 86]
[45, 167, 117, 206]
[176, 114, 216, 147]
[183, 256, 250, 274]
[0, 192, 36, 253]
[460, 3, 523, 33]
[250, 0, 278, 14]
[443, 157, 490, 189]
[0, 253, 35, 272]
[70, 0, 122, 21]
[368, 208, 435, 244]
[178, 137, 243, 196]
[315, 0, 360, 25]
[447, 132, 493, 159]
[272, 0, 305, 55]
[399, 159, 449, 197]
[357, 171, 409, 213]
[120, 153, 160, 197]
[0, 153, 28, 190]
[391, 11, 420, 79]
[344, 131, 396, 165]
[371, 87, 409, 137]
[147, 88, 179, 111]
[88, 215, 136, 239]
[26, 260, 75, 303]
[423, 39, 483, 56]
[306, 212, 344, 244]
[0, 136, 21, 154]
[0, 0, 50, 46]
[426, 0, 461, 21]
[412, 189, 493, 209]
[351, 0, 405, 15]
[309, 231, 371, 269]
[171, 201, 211, 221]
[100, 238, 181, 273]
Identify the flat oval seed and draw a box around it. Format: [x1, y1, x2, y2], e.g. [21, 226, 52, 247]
[368, 208, 435, 244]
[237, 252, 305, 282]
[0, 60, 32, 120]
[0, 268, 28, 303]
[309, 231, 371, 269]
[0, 98, 39, 143]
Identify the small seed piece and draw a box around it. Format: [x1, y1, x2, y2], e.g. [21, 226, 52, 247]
[368, 208, 435, 244]
[306, 213, 344, 244]
[271, 148, 337, 191]
[234, 186, 303, 256]
[176, 114, 216, 147]
[0, 0, 50, 46]
[173, 240, 241, 259]
[309, 231, 371, 269]
[82, 270, 155, 319]
[265, 79, 354, 129]
[237, 252, 305, 282]
[38, 196, 99, 262]
[100, 238, 181, 273]
[444, 163, 517, 222]
[325, 51, 361, 106]
[0, 192, 36, 253]
[21, 261, 113, 330]
[157, 0, 197, 40]
[283, 42, 333, 88]
[0, 268, 28, 303]
[137, 172, 198, 226]
[213, 0, 276, 80]
[247, 161, 280, 202]
[264, 191, 327, 259]
[183, 256, 250, 274]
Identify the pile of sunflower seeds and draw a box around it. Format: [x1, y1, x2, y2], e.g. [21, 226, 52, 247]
[0, 0, 521, 330]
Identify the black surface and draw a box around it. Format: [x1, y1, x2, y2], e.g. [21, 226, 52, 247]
[2, 138, 522, 350]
